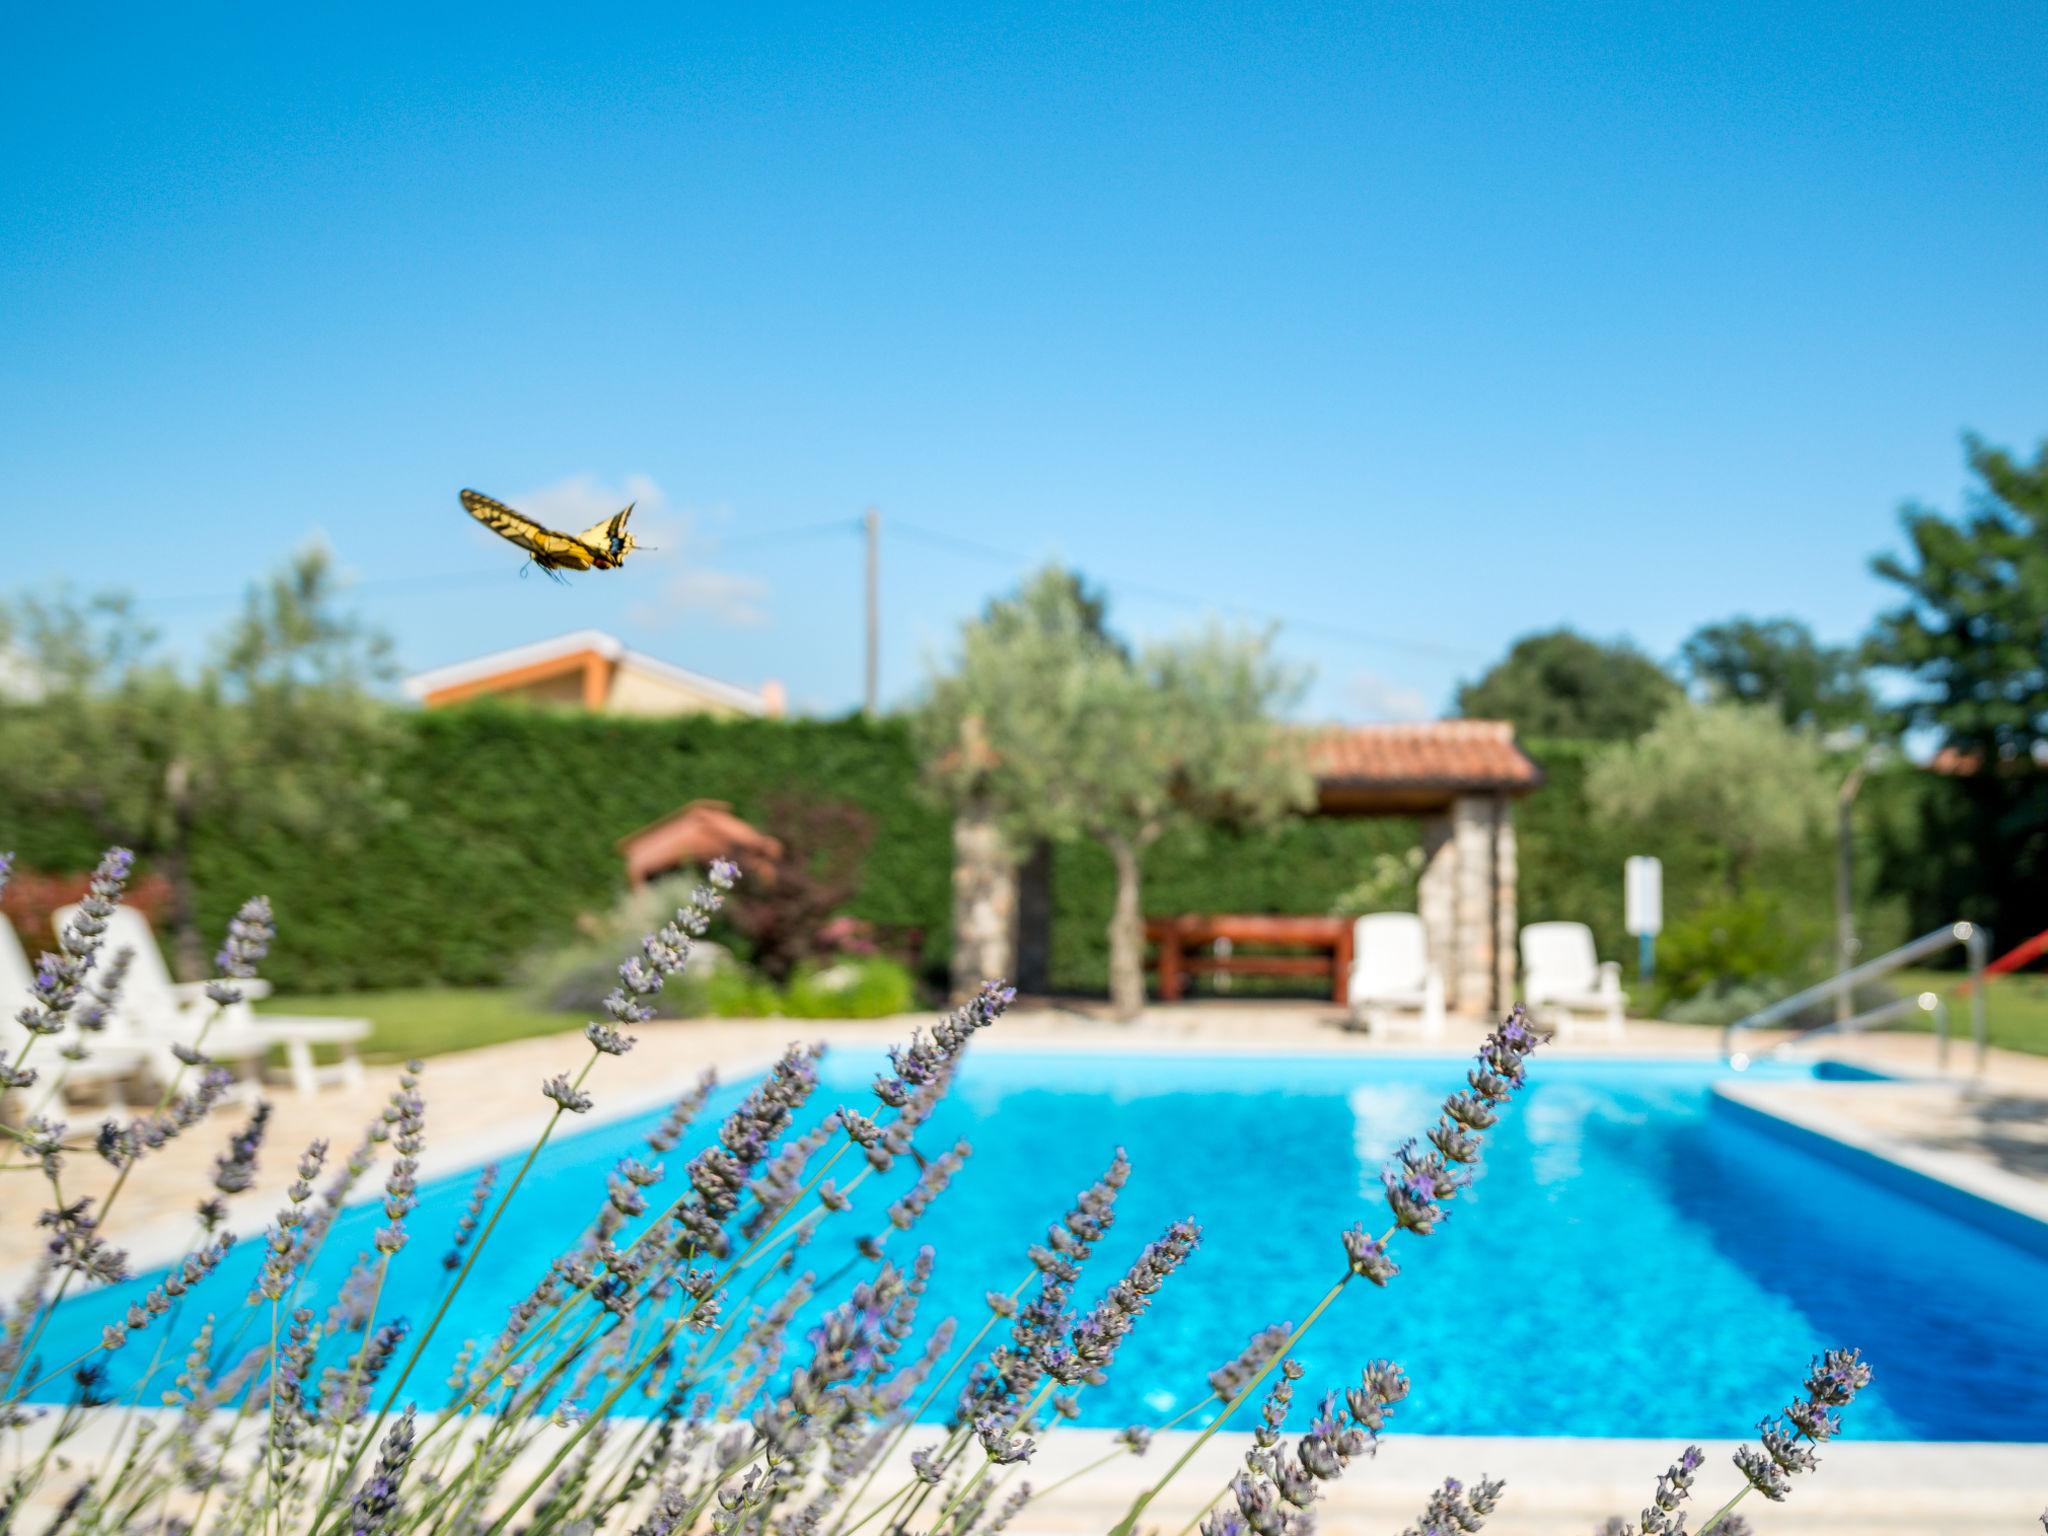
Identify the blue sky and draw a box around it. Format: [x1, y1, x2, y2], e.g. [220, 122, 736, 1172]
[4, 2, 2044, 718]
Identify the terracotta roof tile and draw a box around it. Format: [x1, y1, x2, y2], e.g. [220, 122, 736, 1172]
[1304, 720, 1541, 792]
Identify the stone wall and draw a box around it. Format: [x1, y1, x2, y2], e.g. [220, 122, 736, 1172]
[1419, 795, 1517, 1017]
[950, 808, 1017, 998]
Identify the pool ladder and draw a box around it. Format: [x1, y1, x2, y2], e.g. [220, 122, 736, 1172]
[1721, 921, 1989, 1075]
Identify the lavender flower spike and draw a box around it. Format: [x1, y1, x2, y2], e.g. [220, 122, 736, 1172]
[1729, 1349, 1871, 1506]
[1400, 1475, 1505, 1535]
[205, 895, 275, 1007]
[588, 860, 744, 1056]
[15, 848, 135, 1042]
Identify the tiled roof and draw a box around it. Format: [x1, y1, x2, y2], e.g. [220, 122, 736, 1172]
[1305, 720, 1541, 792]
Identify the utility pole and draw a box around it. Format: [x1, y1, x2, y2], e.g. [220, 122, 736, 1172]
[863, 506, 880, 719]
[1834, 757, 1869, 1022]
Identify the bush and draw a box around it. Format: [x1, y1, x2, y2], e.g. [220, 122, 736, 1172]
[518, 873, 725, 1015]
[703, 965, 784, 1017]
[782, 955, 918, 1018]
[1651, 891, 1822, 1012]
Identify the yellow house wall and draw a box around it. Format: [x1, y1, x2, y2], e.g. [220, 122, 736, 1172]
[605, 664, 753, 718]
[494, 672, 590, 708]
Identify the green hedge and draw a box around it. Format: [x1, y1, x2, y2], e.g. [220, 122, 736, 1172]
[0, 707, 952, 993]
[6, 704, 2044, 999]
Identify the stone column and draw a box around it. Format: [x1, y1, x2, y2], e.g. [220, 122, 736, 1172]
[950, 807, 1017, 999]
[1417, 813, 1457, 1007]
[1492, 802, 1518, 1019]
[1451, 795, 1499, 1016]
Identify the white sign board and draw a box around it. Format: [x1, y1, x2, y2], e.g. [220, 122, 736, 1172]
[1625, 856, 1663, 936]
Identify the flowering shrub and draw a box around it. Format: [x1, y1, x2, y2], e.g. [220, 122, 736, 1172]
[0, 846, 1870, 1535]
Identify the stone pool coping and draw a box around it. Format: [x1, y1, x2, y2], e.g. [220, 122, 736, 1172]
[8, 1412, 2041, 1534]
[1713, 1078, 2048, 1256]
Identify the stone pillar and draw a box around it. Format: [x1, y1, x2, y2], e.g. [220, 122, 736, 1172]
[1492, 802, 1518, 1019]
[950, 807, 1017, 999]
[1451, 795, 1499, 1016]
[1417, 813, 1457, 1006]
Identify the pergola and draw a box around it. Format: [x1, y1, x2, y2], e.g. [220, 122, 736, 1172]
[949, 720, 1543, 1017]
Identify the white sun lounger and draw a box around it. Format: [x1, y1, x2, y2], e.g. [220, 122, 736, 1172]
[1520, 920, 1627, 1038]
[1347, 913, 1446, 1038]
[0, 914, 152, 1109]
[54, 905, 369, 1097]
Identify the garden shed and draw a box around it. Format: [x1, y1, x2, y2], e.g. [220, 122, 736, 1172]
[950, 719, 1543, 1016]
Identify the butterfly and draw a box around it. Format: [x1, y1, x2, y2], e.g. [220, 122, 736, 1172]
[460, 489, 639, 579]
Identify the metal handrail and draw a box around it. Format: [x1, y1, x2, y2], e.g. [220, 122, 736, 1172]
[1722, 921, 1988, 1074]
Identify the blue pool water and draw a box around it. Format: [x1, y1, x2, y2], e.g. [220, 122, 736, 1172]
[36, 1050, 2046, 1441]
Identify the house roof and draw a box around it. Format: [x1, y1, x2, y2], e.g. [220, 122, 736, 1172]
[401, 629, 775, 715]
[617, 800, 785, 886]
[1306, 720, 1542, 811]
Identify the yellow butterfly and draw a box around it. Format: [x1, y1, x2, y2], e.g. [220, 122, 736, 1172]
[460, 489, 639, 578]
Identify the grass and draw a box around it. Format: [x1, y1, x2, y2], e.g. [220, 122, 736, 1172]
[1887, 966, 2048, 1058]
[257, 985, 588, 1062]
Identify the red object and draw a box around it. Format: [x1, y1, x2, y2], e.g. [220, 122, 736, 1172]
[1145, 914, 1355, 1004]
[616, 800, 786, 889]
[1305, 721, 1542, 791]
[1, 867, 175, 954]
[1957, 925, 2048, 993]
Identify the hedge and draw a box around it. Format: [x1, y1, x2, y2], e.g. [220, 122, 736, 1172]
[0, 707, 952, 993]
[4, 704, 2043, 998]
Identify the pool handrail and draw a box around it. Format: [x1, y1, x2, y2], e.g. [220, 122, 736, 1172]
[1722, 920, 1988, 1074]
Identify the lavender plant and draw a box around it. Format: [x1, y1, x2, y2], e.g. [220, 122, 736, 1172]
[0, 847, 1877, 1536]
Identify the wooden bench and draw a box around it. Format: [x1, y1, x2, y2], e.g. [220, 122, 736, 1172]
[1144, 914, 1353, 1004]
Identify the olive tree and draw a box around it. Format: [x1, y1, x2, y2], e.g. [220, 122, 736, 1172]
[920, 567, 1311, 1019]
[0, 546, 396, 974]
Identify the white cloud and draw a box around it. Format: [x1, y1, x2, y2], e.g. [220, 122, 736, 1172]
[1344, 668, 1433, 722]
[633, 566, 771, 630]
[496, 474, 771, 630]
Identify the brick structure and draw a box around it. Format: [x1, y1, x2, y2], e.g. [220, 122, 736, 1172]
[1309, 721, 1538, 1017]
[950, 720, 1541, 1015]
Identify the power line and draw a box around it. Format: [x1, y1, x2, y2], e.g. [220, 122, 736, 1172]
[887, 518, 1483, 662]
[104, 509, 1483, 664]
[718, 517, 865, 551]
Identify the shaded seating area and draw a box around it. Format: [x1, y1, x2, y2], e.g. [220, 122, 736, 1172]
[1145, 914, 1354, 1002]
[951, 719, 1544, 1018]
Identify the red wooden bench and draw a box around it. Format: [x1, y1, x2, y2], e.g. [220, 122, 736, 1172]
[1144, 914, 1353, 1004]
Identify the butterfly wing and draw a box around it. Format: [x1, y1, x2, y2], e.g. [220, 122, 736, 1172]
[461, 490, 594, 570]
[573, 504, 636, 568]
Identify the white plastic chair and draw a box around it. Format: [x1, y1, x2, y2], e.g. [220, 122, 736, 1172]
[1347, 913, 1446, 1038]
[0, 915, 151, 1108]
[1520, 921, 1626, 1038]
[54, 905, 368, 1097]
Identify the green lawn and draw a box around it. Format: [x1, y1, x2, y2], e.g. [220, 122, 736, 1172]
[1888, 967, 2048, 1057]
[258, 987, 588, 1062]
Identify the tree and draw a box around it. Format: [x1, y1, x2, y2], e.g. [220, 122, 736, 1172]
[1456, 629, 1680, 741]
[919, 566, 1312, 1019]
[726, 794, 876, 984]
[0, 545, 398, 975]
[1586, 702, 1833, 894]
[1680, 616, 1877, 736]
[1865, 434, 2048, 761]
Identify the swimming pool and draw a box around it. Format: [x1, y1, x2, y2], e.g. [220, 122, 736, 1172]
[37, 1049, 2046, 1441]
